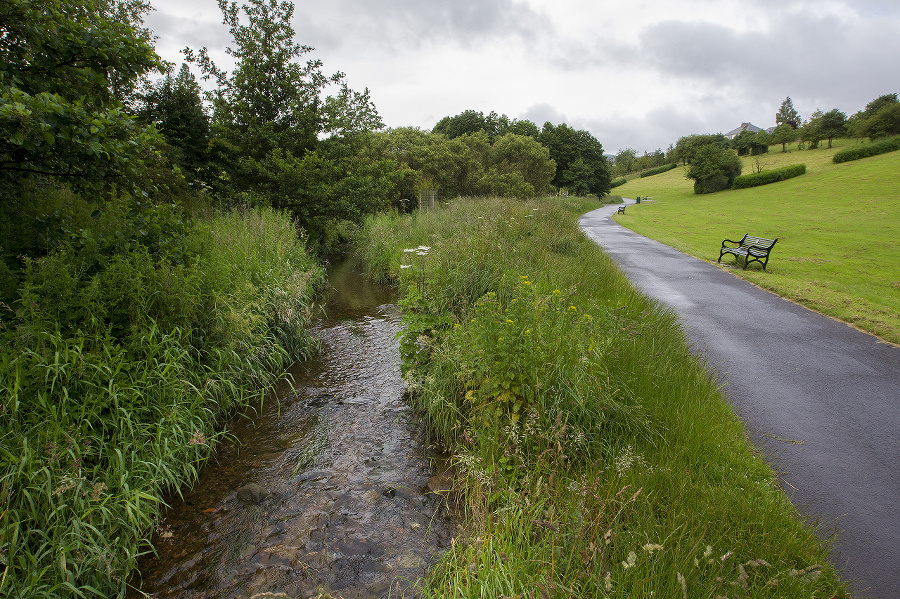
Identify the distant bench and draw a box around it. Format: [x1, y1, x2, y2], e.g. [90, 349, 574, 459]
[617, 204, 626, 214]
[718, 234, 778, 270]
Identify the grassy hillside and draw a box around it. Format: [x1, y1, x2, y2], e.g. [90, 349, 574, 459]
[613, 139, 900, 344]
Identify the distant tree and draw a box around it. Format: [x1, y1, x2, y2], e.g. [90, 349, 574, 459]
[817, 109, 847, 148]
[433, 110, 488, 139]
[614, 148, 638, 174]
[540, 123, 611, 198]
[685, 144, 742, 194]
[770, 123, 798, 152]
[732, 129, 769, 156]
[861, 93, 899, 119]
[866, 103, 900, 139]
[673, 134, 730, 165]
[137, 64, 210, 177]
[799, 110, 825, 149]
[776, 96, 801, 128]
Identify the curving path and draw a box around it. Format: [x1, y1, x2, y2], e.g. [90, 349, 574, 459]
[579, 201, 900, 599]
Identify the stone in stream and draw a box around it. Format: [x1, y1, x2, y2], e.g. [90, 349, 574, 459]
[236, 482, 272, 503]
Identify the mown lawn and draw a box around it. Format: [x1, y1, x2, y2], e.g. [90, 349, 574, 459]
[613, 139, 900, 344]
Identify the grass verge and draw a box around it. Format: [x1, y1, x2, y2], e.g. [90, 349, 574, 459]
[613, 140, 900, 344]
[354, 197, 846, 598]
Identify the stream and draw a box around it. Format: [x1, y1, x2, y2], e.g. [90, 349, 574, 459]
[132, 259, 455, 599]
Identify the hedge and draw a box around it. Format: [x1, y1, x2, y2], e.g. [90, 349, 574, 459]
[732, 164, 806, 189]
[833, 136, 900, 163]
[639, 163, 677, 178]
[610, 177, 626, 188]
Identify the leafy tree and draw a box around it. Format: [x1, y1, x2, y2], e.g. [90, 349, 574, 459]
[799, 110, 824, 149]
[817, 109, 847, 148]
[1, 0, 165, 197]
[770, 123, 798, 152]
[539, 123, 611, 198]
[685, 144, 742, 194]
[672, 133, 730, 165]
[184, 0, 384, 241]
[775, 96, 801, 128]
[433, 109, 540, 142]
[732, 129, 769, 156]
[614, 148, 638, 175]
[866, 103, 900, 139]
[491, 133, 555, 195]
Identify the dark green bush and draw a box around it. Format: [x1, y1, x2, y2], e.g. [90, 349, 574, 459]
[610, 177, 626, 188]
[686, 145, 742, 194]
[639, 163, 677, 178]
[733, 164, 807, 189]
[833, 136, 900, 163]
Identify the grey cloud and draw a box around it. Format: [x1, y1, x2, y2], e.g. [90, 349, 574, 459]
[294, 0, 549, 53]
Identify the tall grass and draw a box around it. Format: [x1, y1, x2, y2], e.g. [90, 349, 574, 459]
[355, 197, 846, 598]
[0, 206, 324, 597]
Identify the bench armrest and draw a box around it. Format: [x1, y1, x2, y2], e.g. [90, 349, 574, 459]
[721, 238, 743, 247]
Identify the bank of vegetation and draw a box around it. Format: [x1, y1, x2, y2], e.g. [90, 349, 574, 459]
[355, 197, 847, 598]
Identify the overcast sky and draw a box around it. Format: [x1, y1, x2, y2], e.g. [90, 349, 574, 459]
[145, 0, 900, 155]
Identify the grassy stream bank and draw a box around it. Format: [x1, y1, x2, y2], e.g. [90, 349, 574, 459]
[356, 197, 846, 598]
[0, 207, 325, 597]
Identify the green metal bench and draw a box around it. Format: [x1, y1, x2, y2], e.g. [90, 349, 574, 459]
[718, 234, 778, 270]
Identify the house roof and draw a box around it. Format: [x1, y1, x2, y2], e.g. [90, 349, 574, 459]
[725, 122, 763, 138]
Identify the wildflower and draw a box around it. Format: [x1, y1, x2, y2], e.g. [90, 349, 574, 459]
[402, 248, 418, 253]
[622, 550, 637, 569]
[400, 264, 412, 269]
[721, 550, 734, 562]
[524, 329, 531, 335]
[189, 429, 207, 446]
[604, 572, 613, 591]
[643, 544, 664, 555]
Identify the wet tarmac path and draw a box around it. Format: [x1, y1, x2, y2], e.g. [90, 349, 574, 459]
[579, 202, 900, 598]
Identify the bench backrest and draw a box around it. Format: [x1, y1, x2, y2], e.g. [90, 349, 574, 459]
[741, 234, 777, 249]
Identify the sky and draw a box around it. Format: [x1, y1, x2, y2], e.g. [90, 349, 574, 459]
[144, 0, 900, 155]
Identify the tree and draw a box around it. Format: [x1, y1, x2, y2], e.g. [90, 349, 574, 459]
[685, 144, 742, 194]
[491, 133, 555, 195]
[850, 94, 900, 139]
[539, 123, 611, 198]
[672, 134, 730, 165]
[770, 123, 798, 152]
[1, 0, 164, 196]
[775, 96, 801, 128]
[799, 110, 824, 149]
[184, 0, 384, 239]
[732, 129, 769, 156]
[817, 109, 847, 148]
[137, 64, 210, 177]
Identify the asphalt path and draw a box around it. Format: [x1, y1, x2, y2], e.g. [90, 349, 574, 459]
[579, 201, 900, 599]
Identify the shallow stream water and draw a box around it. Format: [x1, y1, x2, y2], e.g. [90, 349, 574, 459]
[132, 259, 455, 599]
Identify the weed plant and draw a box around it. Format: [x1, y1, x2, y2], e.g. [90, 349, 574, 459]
[355, 197, 846, 598]
[0, 205, 324, 597]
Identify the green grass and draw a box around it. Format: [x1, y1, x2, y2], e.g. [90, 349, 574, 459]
[614, 139, 900, 344]
[0, 207, 325, 598]
[354, 197, 846, 598]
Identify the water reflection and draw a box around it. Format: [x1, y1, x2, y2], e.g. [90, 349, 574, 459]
[133, 259, 454, 599]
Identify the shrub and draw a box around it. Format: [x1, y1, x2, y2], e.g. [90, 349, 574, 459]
[833, 136, 900, 163]
[610, 177, 626, 188]
[733, 164, 807, 189]
[639, 163, 677, 177]
[686, 145, 742, 194]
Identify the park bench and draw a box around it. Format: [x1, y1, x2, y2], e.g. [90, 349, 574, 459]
[617, 205, 626, 214]
[718, 234, 778, 270]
